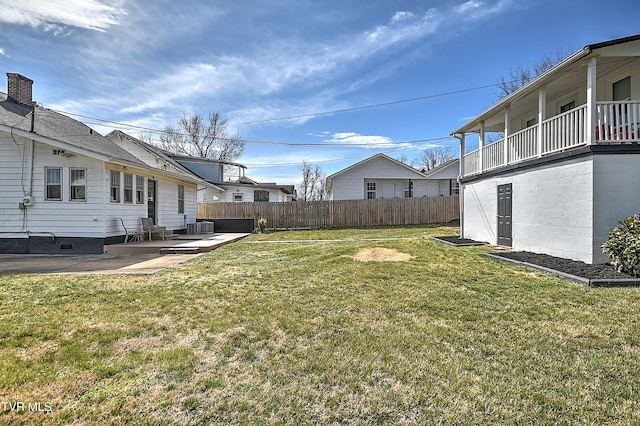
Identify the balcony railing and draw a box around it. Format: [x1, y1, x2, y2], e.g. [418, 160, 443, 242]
[462, 101, 640, 177]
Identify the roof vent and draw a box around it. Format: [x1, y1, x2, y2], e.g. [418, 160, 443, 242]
[6, 73, 34, 106]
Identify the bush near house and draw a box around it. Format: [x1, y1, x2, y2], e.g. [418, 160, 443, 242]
[602, 214, 640, 276]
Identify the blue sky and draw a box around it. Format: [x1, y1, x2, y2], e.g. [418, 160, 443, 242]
[1, 0, 638, 185]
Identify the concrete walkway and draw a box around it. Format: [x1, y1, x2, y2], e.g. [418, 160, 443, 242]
[0, 233, 251, 275]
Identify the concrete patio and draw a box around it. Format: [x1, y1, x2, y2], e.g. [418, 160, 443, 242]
[103, 232, 252, 255]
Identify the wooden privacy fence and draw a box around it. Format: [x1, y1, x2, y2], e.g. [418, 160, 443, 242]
[198, 196, 459, 229]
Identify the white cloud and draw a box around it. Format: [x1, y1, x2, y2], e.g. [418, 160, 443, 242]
[454, 0, 512, 21]
[0, 0, 126, 32]
[324, 132, 396, 149]
[0, 47, 6, 57]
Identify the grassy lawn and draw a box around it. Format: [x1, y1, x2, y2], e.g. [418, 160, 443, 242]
[1, 225, 640, 424]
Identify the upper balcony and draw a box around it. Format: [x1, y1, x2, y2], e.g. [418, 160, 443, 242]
[452, 35, 640, 179]
[462, 100, 640, 177]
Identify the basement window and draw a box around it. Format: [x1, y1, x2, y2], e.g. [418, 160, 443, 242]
[45, 167, 62, 200]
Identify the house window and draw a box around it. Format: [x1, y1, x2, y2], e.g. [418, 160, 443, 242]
[559, 100, 576, 113]
[45, 167, 62, 200]
[178, 185, 185, 214]
[450, 180, 459, 195]
[525, 117, 537, 127]
[110, 170, 120, 203]
[613, 76, 631, 101]
[136, 176, 144, 204]
[70, 168, 86, 201]
[233, 193, 243, 202]
[254, 190, 269, 202]
[366, 182, 376, 199]
[124, 173, 133, 204]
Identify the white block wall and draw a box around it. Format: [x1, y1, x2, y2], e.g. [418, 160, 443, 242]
[593, 154, 640, 263]
[463, 156, 595, 263]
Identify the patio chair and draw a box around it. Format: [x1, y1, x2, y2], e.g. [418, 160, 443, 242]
[118, 217, 144, 243]
[141, 217, 167, 241]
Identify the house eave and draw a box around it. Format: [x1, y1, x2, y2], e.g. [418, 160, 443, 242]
[1, 123, 111, 162]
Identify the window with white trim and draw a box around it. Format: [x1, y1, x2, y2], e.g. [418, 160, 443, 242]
[559, 100, 576, 113]
[110, 170, 120, 203]
[366, 182, 376, 199]
[136, 176, 144, 204]
[123, 173, 133, 204]
[178, 185, 185, 214]
[233, 193, 243, 202]
[450, 180, 459, 195]
[70, 168, 86, 201]
[45, 167, 62, 200]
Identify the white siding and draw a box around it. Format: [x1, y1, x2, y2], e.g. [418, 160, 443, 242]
[220, 185, 284, 202]
[5, 141, 109, 238]
[155, 178, 197, 230]
[0, 134, 31, 236]
[331, 156, 427, 200]
[463, 156, 595, 263]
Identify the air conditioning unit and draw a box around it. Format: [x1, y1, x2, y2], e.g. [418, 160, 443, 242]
[22, 196, 34, 206]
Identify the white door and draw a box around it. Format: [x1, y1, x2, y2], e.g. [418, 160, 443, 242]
[382, 184, 395, 198]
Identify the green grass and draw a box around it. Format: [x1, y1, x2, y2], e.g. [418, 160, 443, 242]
[2, 224, 640, 424]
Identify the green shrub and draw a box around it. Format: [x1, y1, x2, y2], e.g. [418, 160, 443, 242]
[257, 217, 268, 233]
[602, 214, 640, 276]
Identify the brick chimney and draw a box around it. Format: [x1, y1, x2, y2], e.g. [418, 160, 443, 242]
[6, 73, 34, 105]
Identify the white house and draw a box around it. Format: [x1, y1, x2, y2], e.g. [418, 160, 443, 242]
[0, 73, 203, 254]
[326, 153, 459, 200]
[168, 154, 296, 203]
[451, 34, 640, 264]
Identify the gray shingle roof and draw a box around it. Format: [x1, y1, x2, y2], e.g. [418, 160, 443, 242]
[0, 93, 145, 166]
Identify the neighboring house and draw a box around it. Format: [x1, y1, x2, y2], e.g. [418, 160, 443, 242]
[326, 153, 459, 200]
[0, 73, 202, 254]
[451, 34, 640, 264]
[168, 154, 296, 202]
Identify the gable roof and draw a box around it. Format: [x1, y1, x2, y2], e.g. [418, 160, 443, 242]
[422, 159, 459, 179]
[0, 93, 145, 166]
[451, 34, 640, 135]
[327, 153, 427, 181]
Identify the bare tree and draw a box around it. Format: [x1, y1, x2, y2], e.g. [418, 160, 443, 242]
[297, 161, 327, 201]
[412, 147, 456, 172]
[495, 50, 569, 99]
[395, 154, 409, 165]
[157, 112, 244, 161]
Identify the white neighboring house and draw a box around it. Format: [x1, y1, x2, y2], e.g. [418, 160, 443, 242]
[168, 154, 296, 203]
[0, 73, 202, 254]
[452, 34, 640, 264]
[326, 153, 459, 200]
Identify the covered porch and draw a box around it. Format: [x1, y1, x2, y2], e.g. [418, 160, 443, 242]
[453, 35, 640, 178]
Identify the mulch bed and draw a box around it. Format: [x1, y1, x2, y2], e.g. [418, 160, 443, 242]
[431, 236, 486, 246]
[488, 251, 640, 287]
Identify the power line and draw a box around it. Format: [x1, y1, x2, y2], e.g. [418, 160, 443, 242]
[230, 84, 498, 125]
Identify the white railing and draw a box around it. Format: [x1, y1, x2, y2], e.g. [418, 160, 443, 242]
[596, 101, 640, 142]
[463, 150, 480, 176]
[542, 105, 587, 153]
[508, 126, 538, 162]
[462, 105, 588, 177]
[482, 139, 504, 171]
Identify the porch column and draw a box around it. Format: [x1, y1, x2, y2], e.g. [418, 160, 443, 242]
[586, 57, 597, 144]
[479, 120, 485, 172]
[504, 106, 510, 165]
[537, 87, 546, 157]
[458, 133, 466, 177]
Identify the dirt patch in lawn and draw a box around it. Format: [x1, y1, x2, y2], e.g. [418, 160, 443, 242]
[347, 247, 414, 262]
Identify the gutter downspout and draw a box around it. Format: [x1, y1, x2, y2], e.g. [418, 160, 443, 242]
[454, 133, 465, 239]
